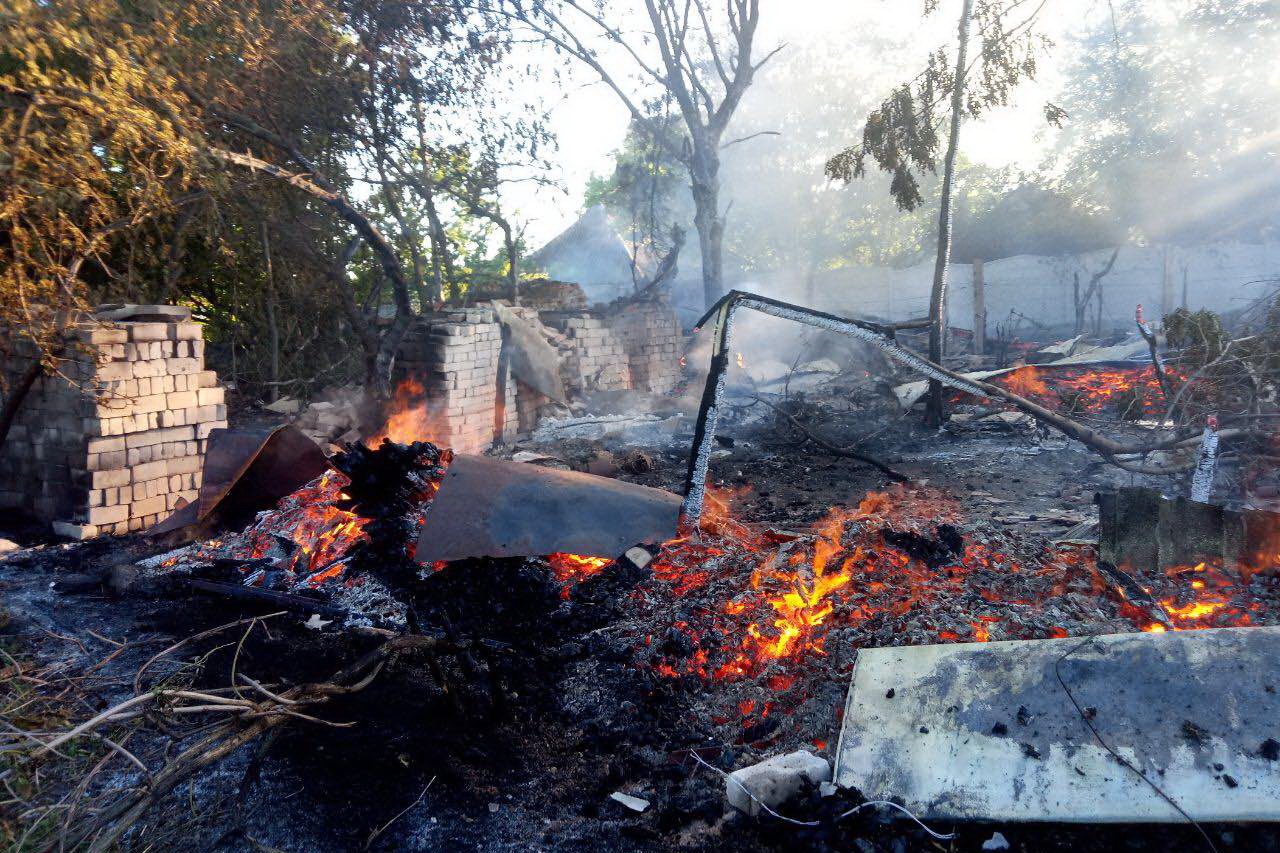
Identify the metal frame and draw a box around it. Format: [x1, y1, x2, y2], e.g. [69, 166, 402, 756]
[679, 290, 994, 529]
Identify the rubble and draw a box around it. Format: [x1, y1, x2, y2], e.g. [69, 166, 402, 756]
[609, 791, 651, 813]
[725, 750, 832, 817]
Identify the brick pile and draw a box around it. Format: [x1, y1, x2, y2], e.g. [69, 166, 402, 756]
[540, 311, 632, 396]
[0, 308, 225, 539]
[606, 299, 683, 394]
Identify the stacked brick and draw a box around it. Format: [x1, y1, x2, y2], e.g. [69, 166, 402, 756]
[395, 308, 512, 454]
[606, 299, 683, 394]
[0, 311, 225, 538]
[540, 311, 632, 396]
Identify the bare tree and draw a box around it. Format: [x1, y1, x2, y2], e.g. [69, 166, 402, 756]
[502, 0, 783, 309]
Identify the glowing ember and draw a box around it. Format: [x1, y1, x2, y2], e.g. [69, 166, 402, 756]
[199, 469, 372, 588]
[959, 365, 1179, 417]
[547, 552, 612, 596]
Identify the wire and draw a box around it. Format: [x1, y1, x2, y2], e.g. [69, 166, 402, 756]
[687, 750, 955, 841]
[835, 801, 955, 841]
[1054, 637, 1220, 853]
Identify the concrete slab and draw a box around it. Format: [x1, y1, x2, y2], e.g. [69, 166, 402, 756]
[834, 627, 1280, 822]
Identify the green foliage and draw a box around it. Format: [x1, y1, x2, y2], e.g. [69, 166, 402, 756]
[825, 0, 1053, 212]
[1, 0, 546, 401]
[1165, 308, 1228, 367]
[583, 113, 687, 259]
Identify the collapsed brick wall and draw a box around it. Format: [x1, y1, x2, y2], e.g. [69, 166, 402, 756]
[393, 299, 683, 452]
[0, 316, 226, 538]
[606, 299, 682, 394]
[540, 311, 631, 396]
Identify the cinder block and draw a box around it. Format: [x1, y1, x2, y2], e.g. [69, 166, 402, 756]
[167, 455, 201, 475]
[168, 322, 202, 340]
[127, 322, 170, 342]
[125, 426, 194, 449]
[166, 358, 199, 376]
[199, 388, 225, 409]
[96, 361, 133, 381]
[130, 495, 166, 518]
[77, 326, 127, 345]
[132, 359, 164, 378]
[132, 460, 168, 482]
[90, 468, 131, 489]
[196, 421, 226, 439]
[86, 504, 128, 525]
[52, 521, 99, 540]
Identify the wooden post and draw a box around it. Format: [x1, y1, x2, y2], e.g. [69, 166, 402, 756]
[972, 259, 986, 355]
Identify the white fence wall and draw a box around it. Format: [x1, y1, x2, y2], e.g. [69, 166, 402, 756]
[670, 242, 1280, 333]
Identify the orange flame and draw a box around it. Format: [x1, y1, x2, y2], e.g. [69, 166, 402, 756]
[1004, 366, 1049, 397]
[366, 377, 441, 446]
[547, 553, 612, 595]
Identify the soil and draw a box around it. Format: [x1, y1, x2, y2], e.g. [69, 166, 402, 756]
[3, 386, 1278, 853]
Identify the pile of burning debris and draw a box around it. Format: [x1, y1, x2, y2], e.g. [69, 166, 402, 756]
[139, 431, 1280, 763]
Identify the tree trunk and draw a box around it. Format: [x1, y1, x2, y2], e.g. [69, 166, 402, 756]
[1073, 271, 1082, 335]
[0, 359, 45, 453]
[689, 137, 724, 311]
[499, 218, 519, 306]
[261, 223, 280, 403]
[924, 0, 974, 427]
[423, 187, 451, 303]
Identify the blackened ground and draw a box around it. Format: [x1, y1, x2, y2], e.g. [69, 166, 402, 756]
[1, 395, 1276, 853]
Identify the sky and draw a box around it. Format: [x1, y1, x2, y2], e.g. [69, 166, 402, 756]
[502, 0, 1099, 249]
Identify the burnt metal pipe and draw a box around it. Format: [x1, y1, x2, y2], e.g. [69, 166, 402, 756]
[679, 290, 1000, 530]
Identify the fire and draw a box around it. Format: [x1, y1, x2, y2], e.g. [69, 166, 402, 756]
[366, 377, 440, 446]
[956, 365, 1179, 417]
[202, 469, 372, 588]
[1138, 562, 1247, 632]
[1003, 366, 1048, 397]
[634, 484, 1271, 712]
[547, 552, 612, 595]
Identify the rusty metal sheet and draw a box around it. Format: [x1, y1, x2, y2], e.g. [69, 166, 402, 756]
[148, 425, 329, 540]
[416, 454, 680, 563]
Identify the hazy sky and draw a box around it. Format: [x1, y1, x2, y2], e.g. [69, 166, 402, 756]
[505, 0, 1099, 248]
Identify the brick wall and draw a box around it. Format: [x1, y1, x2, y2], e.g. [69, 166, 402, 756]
[606, 299, 682, 394]
[0, 314, 226, 538]
[540, 311, 632, 396]
[396, 308, 508, 454]
[392, 299, 683, 452]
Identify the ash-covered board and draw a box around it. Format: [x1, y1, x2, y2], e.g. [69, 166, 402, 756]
[834, 626, 1280, 822]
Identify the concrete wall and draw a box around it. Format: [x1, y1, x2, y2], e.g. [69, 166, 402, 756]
[668, 241, 1280, 333]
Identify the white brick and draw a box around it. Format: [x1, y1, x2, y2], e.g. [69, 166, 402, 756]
[127, 322, 169, 342]
[52, 521, 99, 540]
[196, 387, 224, 406]
[86, 504, 128, 525]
